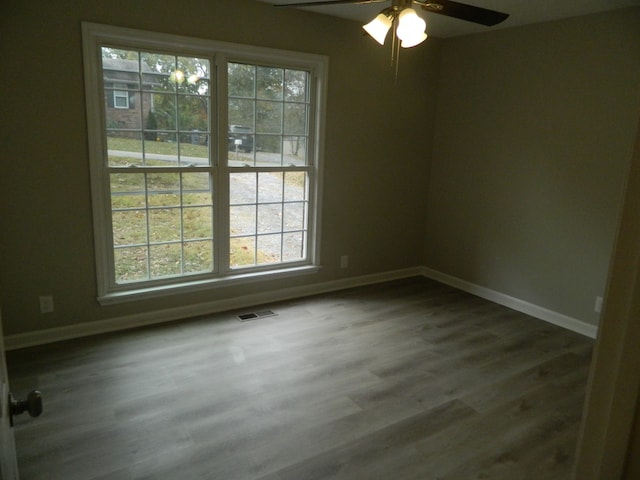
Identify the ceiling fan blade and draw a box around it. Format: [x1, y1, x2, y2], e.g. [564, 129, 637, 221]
[274, 0, 387, 7]
[418, 0, 508, 26]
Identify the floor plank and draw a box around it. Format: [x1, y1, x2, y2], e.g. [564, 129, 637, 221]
[7, 277, 594, 479]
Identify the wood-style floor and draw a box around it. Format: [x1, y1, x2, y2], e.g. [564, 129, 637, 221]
[7, 277, 594, 480]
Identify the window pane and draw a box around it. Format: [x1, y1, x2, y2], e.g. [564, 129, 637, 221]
[141, 52, 176, 93]
[228, 63, 255, 97]
[102, 48, 140, 90]
[111, 173, 146, 208]
[228, 98, 255, 129]
[146, 93, 176, 131]
[283, 232, 305, 262]
[284, 172, 307, 201]
[227, 123, 254, 166]
[147, 173, 180, 207]
[111, 180, 147, 210]
[178, 95, 208, 131]
[177, 56, 210, 95]
[183, 173, 212, 205]
[256, 100, 282, 134]
[284, 137, 307, 166]
[183, 207, 213, 240]
[230, 205, 256, 236]
[178, 133, 210, 166]
[150, 243, 182, 278]
[283, 202, 305, 231]
[112, 210, 147, 246]
[255, 135, 282, 167]
[107, 132, 142, 167]
[258, 204, 283, 234]
[184, 241, 213, 274]
[228, 149, 253, 167]
[149, 209, 181, 242]
[230, 236, 256, 267]
[284, 104, 306, 135]
[285, 69, 307, 102]
[115, 247, 148, 283]
[144, 133, 178, 166]
[230, 172, 257, 204]
[257, 234, 282, 264]
[258, 172, 283, 203]
[257, 66, 283, 100]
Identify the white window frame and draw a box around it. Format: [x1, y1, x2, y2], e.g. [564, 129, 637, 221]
[82, 22, 327, 305]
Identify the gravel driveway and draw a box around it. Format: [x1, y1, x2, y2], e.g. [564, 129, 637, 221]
[229, 166, 307, 264]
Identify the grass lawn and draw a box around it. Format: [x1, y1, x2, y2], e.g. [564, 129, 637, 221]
[108, 136, 209, 158]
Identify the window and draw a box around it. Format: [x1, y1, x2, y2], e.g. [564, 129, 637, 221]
[113, 83, 130, 109]
[82, 23, 327, 303]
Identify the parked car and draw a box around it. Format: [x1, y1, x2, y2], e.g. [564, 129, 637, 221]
[228, 125, 253, 153]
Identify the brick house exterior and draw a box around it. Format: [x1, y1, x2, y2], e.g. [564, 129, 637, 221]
[102, 57, 160, 132]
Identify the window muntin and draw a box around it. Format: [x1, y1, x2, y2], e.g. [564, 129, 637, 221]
[83, 24, 325, 301]
[229, 171, 309, 268]
[101, 47, 215, 285]
[228, 63, 309, 167]
[110, 170, 215, 283]
[228, 62, 311, 269]
[102, 49, 212, 169]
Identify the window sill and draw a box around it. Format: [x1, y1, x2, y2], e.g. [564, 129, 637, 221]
[97, 265, 321, 306]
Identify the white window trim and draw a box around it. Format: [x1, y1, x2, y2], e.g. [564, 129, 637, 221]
[82, 22, 328, 305]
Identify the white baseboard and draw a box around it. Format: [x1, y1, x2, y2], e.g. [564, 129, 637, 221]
[4, 267, 423, 350]
[5, 265, 598, 350]
[421, 267, 598, 339]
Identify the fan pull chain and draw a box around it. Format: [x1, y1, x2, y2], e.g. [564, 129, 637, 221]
[394, 38, 400, 81]
[390, 17, 400, 82]
[390, 18, 396, 67]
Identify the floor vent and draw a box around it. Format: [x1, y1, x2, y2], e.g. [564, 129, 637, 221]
[237, 310, 278, 322]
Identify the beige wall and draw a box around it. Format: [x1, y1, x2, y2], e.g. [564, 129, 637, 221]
[0, 0, 438, 336]
[425, 8, 640, 326]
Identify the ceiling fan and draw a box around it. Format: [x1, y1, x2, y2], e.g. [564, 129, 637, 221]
[275, 0, 509, 47]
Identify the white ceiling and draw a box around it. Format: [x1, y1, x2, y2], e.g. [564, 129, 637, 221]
[260, 0, 640, 38]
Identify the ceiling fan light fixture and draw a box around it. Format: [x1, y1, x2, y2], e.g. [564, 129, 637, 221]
[363, 12, 393, 45]
[400, 31, 427, 48]
[396, 7, 427, 48]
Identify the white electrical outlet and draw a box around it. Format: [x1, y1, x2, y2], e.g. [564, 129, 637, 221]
[340, 255, 349, 269]
[39, 295, 54, 314]
[594, 296, 603, 313]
